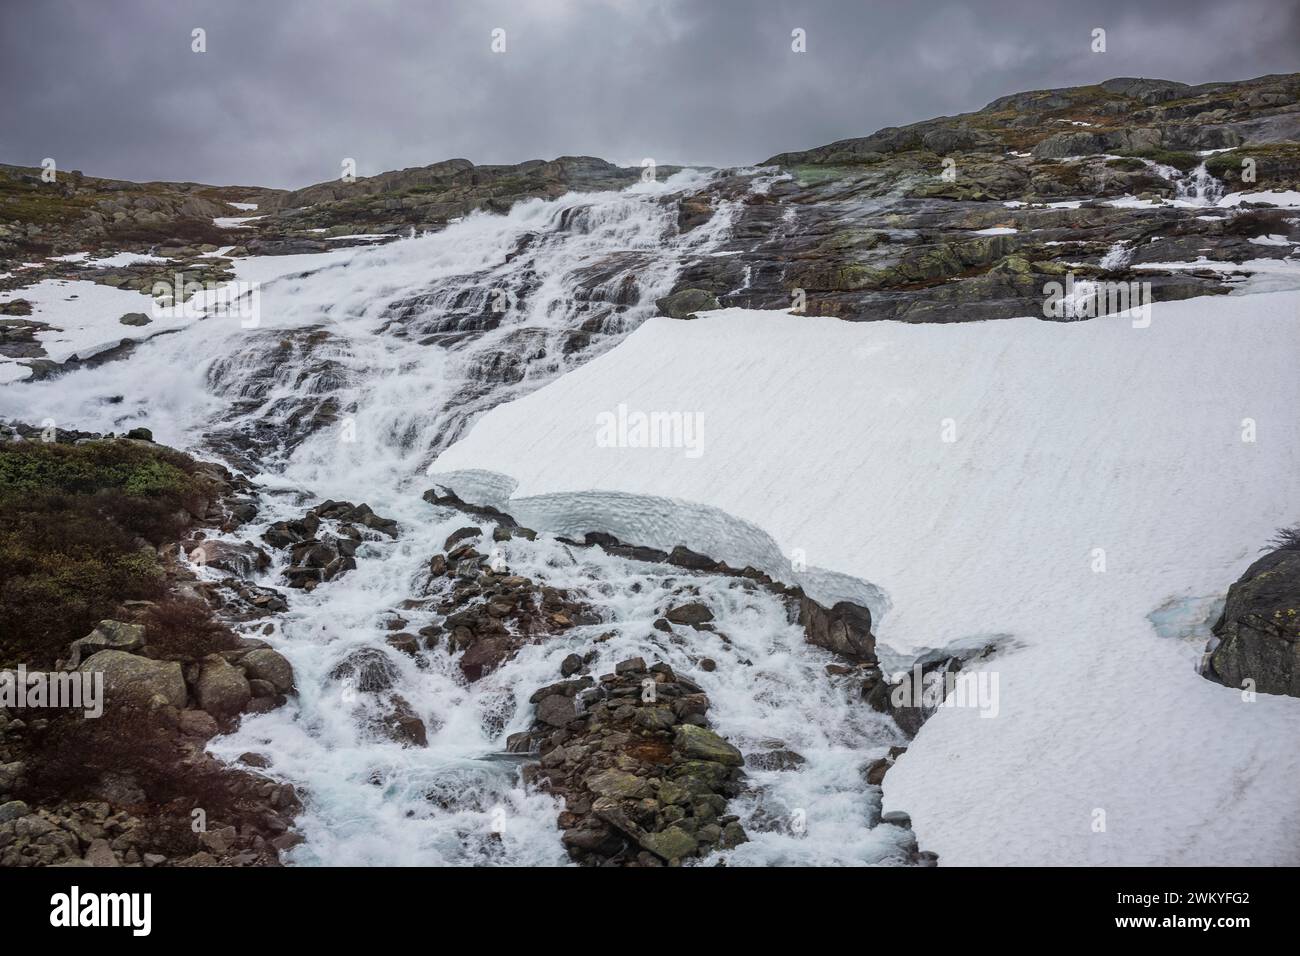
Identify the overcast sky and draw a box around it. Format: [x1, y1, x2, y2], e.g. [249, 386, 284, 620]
[3, 0, 1297, 189]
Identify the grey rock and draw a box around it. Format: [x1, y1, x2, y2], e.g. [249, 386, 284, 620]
[1208, 549, 1300, 697]
[78, 650, 185, 709]
[69, 620, 145, 668]
[239, 647, 295, 693]
[195, 657, 251, 720]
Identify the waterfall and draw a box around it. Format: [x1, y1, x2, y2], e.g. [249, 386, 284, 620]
[0, 166, 917, 866]
[1175, 163, 1226, 206]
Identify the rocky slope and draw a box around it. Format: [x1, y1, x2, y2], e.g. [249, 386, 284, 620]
[0, 425, 301, 866]
[658, 73, 1300, 323]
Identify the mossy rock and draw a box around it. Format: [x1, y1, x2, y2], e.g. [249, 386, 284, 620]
[655, 288, 720, 320]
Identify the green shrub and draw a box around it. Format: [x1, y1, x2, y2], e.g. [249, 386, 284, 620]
[143, 597, 239, 660]
[0, 440, 211, 667]
[1115, 148, 1201, 173]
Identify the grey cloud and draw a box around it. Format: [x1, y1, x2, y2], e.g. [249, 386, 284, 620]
[2, 0, 1297, 188]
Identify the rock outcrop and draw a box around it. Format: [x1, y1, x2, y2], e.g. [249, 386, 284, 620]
[516, 655, 749, 866]
[1206, 546, 1300, 697]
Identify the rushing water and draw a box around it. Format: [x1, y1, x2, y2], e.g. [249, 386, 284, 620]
[0, 168, 910, 865]
[1175, 163, 1226, 206]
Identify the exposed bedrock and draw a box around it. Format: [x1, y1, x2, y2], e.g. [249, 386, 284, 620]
[1205, 546, 1300, 698]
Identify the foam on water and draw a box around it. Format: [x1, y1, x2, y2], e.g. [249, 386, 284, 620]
[207, 518, 909, 866]
[1, 167, 911, 866]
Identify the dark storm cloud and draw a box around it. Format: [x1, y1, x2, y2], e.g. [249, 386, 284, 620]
[2, 0, 1297, 188]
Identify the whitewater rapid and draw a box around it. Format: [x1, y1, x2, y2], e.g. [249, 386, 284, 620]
[0, 168, 917, 865]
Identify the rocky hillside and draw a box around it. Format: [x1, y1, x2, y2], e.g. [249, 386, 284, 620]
[657, 72, 1300, 323]
[6, 72, 1297, 332]
[0, 155, 666, 266]
[0, 163, 281, 259]
[0, 426, 300, 867]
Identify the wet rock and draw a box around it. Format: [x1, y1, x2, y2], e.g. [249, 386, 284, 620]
[799, 598, 877, 663]
[674, 725, 744, 767]
[381, 695, 428, 747]
[238, 647, 295, 694]
[665, 602, 715, 627]
[614, 657, 646, 676]
[746, 748, 807, 772]
[862, 746, 907, 785]
[386, 633, 420, 657]
[444, 526, 482, 551]
[189, 539, 270, 578]
[328, 647, 399, 693]
[422, 487, 518, 528]
[536, 694, 579, 728]
[310, 500, 399, 537]
[881, 810, 912, 829]
[667, 546, 716, 572]
[560, 653, 584, 677]
[655, 288, 720, 320]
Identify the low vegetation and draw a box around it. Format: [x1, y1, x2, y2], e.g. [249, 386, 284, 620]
[0, 438, 212, 667]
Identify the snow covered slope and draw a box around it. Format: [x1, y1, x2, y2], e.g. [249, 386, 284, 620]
[430, 294, 1300, 866]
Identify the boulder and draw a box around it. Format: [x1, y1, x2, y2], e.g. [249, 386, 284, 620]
[189, 539, 269, 578]
[1208, 549, 1300, 697]
[536, 694, 579, 728]
[78, 650, 185, 709]
[68, 620, 145, 668]
[177, 709, 220, 739]
[799, 598, 877, 663]
[443, 526, 482, 551]
[195, 657, 252, 720]
[639, 825, 699, 862]
[655, 288, 720, 320]
[665, 602, 714, 626]
[584, 768, 648, 800]
[674, 724, 744, 766]
[329, 647, 398, 692]
[239, 647, 295, 694]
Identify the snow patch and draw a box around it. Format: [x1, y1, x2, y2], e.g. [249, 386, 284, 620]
[430, 298, 1300, 866]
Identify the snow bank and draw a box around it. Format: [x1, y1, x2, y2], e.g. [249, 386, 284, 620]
[430, 297, 1300, 866]
[0, 278, 187, 369]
